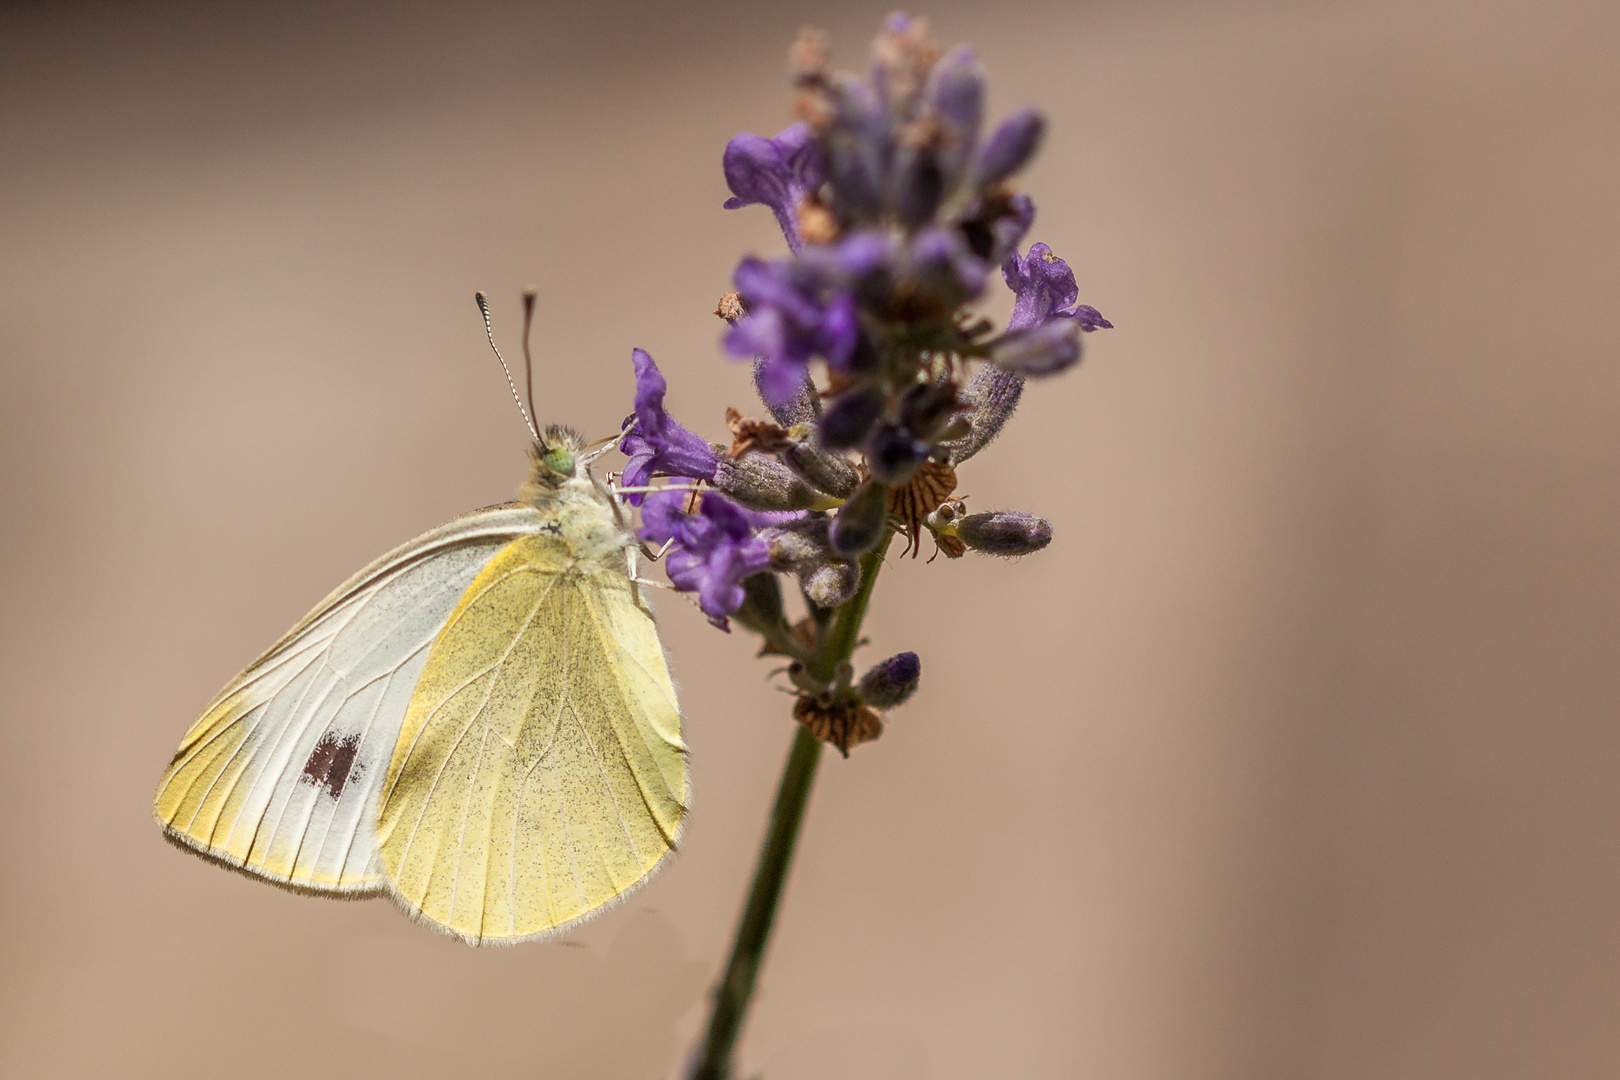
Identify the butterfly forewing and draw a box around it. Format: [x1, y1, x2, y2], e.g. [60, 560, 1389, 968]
[376, 533, 687, 944]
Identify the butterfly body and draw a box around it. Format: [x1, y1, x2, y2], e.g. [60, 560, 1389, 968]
[155, 427, 687, 945]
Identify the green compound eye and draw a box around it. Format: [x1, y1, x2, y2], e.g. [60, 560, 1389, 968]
[543, 444, 574, 477]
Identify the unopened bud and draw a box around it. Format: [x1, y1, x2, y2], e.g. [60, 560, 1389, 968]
[972, 109, 1045, 186]
[988, 319, 1081, 376]
[942, 364, 1023, 464]
[781, 428, 861, 498]
[714, 453, 833, 512]
[830, 479, 890, 556]
[761, 518, 828, 570]
[788, 26, 831, 85]
[804, 558, 860, 608]
[856, 651, 920, 709]
[958, 511, 1052, 556]
[754, 357, 821, 428]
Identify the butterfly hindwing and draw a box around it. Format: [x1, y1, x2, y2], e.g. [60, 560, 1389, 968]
[376, 533, 688, 945]
[153, 506, 550, 892]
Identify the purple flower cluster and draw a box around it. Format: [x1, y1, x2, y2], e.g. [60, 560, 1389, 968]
[616, 13, 1110, 628]
[638, 489, 773, 628]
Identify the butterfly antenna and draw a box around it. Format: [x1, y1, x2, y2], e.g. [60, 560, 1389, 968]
[475, 291, 539, 441]
[521, 286, 540, 431]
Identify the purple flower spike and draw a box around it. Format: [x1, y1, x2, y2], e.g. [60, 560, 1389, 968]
[619, 349, 718, 504]
[638, 490, 773, 628]
[1003, 241, 1110, 332]
[723, 124, 825, 252]
[725, 257, 859, 404]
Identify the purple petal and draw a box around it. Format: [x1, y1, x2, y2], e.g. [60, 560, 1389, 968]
[637, 488, 698, 546]
[722, 125, 825, 251]
[725, 307, 789, 363]
[619, 349, 717, 503]
[1064, 303, 1114, 332]
[1003, 242, 1080, 331]
[829, 231, 892, 279]
[641, 491, 773, 626]
[815, 292, 860, 369]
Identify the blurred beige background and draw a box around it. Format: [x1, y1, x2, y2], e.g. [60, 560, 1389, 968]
[2, 0, 1617, 1077]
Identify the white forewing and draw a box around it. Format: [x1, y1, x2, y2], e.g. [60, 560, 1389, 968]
[155, 505, 550, 892]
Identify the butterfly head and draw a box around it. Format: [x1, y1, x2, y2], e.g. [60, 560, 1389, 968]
[524, 425, 588, 492]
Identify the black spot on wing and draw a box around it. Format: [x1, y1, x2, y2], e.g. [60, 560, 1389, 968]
[301, 732, 362, 799]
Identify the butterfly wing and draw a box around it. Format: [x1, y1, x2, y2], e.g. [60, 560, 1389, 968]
[375, 532, 687, 945]
[153, 505, 549, 893]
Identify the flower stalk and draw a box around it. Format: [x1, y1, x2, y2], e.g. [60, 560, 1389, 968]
[688, 534, 893, 1080]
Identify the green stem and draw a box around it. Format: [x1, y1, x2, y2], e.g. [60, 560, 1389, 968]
[688, 534, 892, 1080]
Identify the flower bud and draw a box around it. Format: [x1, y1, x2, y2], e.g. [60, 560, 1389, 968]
[921, 45, 984, 183]
[822, 79, 888, 222]
[761, 517, 829, 570]
[713, 453, 831, 512]
[819, 385, 886, 449]
[972, 109, 1045, 186]
[781, 429, 861, 498]
[753, 357, 820, 428]
[958, 511, 1052, 556]
[804, 558, 860, 608]
[942, 365, 1023, 464]
[830, 479, 890, 556]
[856, 651, 920, 709]
[988, 319, 1081, 376]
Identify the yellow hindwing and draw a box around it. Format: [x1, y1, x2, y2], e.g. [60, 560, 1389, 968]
[375, 534, 686, 944]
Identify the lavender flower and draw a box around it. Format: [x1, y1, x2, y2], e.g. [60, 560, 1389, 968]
[1004, 242, 1113, 333]
[946, 242, 1113, 459]
[724, 258, 859, 404]
[619, 349, 718, 503]
[638, 489, 773, 627]
[722, 124, 825, 252]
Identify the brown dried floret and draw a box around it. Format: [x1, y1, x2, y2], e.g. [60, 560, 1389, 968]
[715, 291, 746, 323]
[793, 695, 884, 756]
[887, 460, 957, 557]
[725, 407, 793, 459]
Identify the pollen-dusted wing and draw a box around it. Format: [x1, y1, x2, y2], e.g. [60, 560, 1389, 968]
[153, 504, 687, 944]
